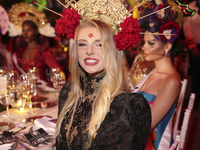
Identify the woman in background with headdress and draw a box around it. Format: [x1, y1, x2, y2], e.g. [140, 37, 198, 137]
[129, 0, 189, 149]
[7, 3, 63, 83]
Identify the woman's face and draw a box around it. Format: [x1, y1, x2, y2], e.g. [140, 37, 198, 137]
[22, 23, 38, 42]
[77, 27, 104, 76]
[142, 31, 166, 61]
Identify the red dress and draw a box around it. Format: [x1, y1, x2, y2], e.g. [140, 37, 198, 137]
[13, 46, 63, 83]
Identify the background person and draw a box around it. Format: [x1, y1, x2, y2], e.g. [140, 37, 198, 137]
[7, 3, 63, 83]
[128, 0, 192, 149]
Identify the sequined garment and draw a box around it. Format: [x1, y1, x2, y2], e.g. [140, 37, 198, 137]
[57, 73, 151, 150]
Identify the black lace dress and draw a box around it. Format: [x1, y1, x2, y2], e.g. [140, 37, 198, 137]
[56, 74, 151, 150]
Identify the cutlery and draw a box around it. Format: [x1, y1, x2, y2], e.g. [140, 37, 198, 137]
[17, 141, 31, 150]
[15, 136, 38, 148]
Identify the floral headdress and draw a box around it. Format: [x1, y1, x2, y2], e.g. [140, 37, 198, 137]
[51, 0, 142, 51]
[8, 3, 55, 37]
[133, 0, 195, 43]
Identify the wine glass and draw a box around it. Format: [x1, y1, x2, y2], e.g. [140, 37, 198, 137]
[50, 68, 66, 90]
[0, 91, 12, 122]
[10, 88, 26, 127]
[29, 67, 40, 82]
[7, 70, 20, 90]
[20, 73, 37, 114]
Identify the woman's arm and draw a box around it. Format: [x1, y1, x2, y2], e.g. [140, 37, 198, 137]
[150, 75, 181, 130]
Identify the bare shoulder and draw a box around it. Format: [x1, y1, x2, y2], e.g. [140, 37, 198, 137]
[163, 74, 181, 89]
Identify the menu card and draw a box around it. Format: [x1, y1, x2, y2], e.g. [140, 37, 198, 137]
[24, 128, 51, 146]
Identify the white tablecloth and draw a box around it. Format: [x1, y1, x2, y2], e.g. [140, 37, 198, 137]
[0, 89, 59, 150]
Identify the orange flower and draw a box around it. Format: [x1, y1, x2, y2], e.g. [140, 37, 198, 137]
[150, 131, 157, 141]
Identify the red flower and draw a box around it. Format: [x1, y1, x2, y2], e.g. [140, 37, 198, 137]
[120, 17, 139, 33]
[115, 32, 132, 51]
[62, 8, 81, 25]
[159, 21, 180, 42]
[55, 8, 81, 39]
[115, 17, 142, 51]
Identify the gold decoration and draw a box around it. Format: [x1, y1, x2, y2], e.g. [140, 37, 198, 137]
[129, 52, 147, 87]
[65, 0, 131, 34]
[8, 3, 48, 30]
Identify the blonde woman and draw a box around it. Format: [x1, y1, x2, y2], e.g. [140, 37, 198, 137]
[55, 19, 151, 149]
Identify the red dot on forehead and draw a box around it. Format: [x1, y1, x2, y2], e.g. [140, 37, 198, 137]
[88, 33, 93, 38]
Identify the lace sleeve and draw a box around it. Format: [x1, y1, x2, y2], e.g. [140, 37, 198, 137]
[90, 93, 151, 150]
[58, 81, 71, 116]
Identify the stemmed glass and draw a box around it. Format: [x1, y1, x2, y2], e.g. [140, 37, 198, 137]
[0, 90, 12, 122]
[29, 67, 40, 82]
[50, 68, 66, 90]
[20, 73, 37, 114]
[0, 68, 13, 122]
[7, 70, 20, 90]
[10, 88, 26, 127]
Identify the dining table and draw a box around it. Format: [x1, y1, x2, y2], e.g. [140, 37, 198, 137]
[0, 86, 60, 150]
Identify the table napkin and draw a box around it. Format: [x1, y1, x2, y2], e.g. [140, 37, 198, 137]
[0, 143, 14, 150]
[33, 116, 56, 135]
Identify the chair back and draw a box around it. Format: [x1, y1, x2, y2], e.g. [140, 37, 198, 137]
[169, 135, 181, 150]
[179, 93, 195, 149]
[173, 79, 188, 139]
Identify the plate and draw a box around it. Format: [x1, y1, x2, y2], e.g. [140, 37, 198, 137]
[25, 116, 52, 123]
[0, 142, 17, 150]
[0, 122, 15, 132]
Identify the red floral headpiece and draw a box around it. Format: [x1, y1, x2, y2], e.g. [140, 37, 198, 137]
[159, 21, 180, 43]
[54, 0, 141, 51]
[55, 8, 81, 39]
[115, 17, 142, 51]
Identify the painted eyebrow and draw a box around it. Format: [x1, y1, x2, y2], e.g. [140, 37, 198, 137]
[77, 39, 101, 43]
[94, 39, 101, 42]
[146, 39, 156, 42]
[77, 39, 87, 42]
[78, 37, 87, 40]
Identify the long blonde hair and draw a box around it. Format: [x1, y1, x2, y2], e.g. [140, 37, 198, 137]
[55, 19, 128, 147]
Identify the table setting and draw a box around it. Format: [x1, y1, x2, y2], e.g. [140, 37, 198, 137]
[0, 68, 64, 150]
